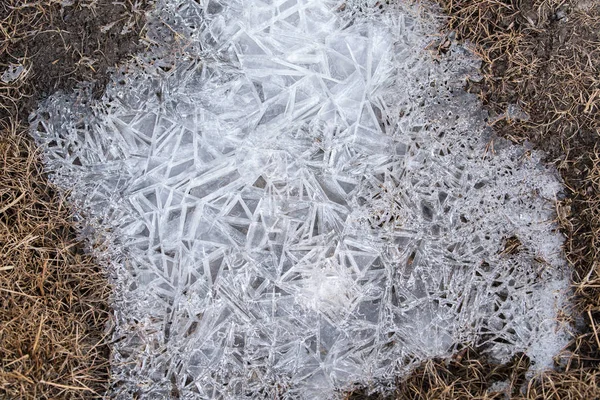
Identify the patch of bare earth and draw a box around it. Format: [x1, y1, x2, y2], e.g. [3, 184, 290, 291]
[0, 1, 149, 398]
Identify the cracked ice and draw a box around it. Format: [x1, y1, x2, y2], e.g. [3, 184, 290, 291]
[32, 0, 570, 398]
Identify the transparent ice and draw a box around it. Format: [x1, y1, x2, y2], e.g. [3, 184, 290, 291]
[32, 0, 570, 398]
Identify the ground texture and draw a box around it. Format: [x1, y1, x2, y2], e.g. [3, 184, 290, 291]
[0, 1, 148, 398]
[350, 0, 600, 398]
[0, 0, 599, 399]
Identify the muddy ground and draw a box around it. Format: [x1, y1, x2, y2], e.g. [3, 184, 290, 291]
[0, 0, 149, 121]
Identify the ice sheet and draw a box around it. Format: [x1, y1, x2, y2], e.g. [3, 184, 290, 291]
[32, 1, 570, 398]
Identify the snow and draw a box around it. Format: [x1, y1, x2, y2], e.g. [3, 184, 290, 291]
[32, 0, 570, 398]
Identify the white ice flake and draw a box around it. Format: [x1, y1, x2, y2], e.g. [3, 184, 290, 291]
[1, 64, 25, 83]
[32, 0, 571, 398]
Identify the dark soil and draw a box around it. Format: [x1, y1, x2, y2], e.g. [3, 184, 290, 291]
[459, 0, 600, 161]
[0, 0, 150, 121]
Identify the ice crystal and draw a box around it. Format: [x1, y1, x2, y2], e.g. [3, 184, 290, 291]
[32, 0, 570, 398]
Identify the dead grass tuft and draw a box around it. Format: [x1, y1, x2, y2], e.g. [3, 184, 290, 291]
[0, 124, 110, 398]
[394, 349, 530, 399]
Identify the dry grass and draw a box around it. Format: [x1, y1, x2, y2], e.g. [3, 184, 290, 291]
[0, 124, 111, 398]
[0, 0, 148, 398]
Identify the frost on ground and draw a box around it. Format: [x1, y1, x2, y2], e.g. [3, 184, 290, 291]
[32, 0, 570, 398]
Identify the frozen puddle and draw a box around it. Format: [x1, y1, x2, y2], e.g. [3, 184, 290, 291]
[33, 0, 570, 398]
